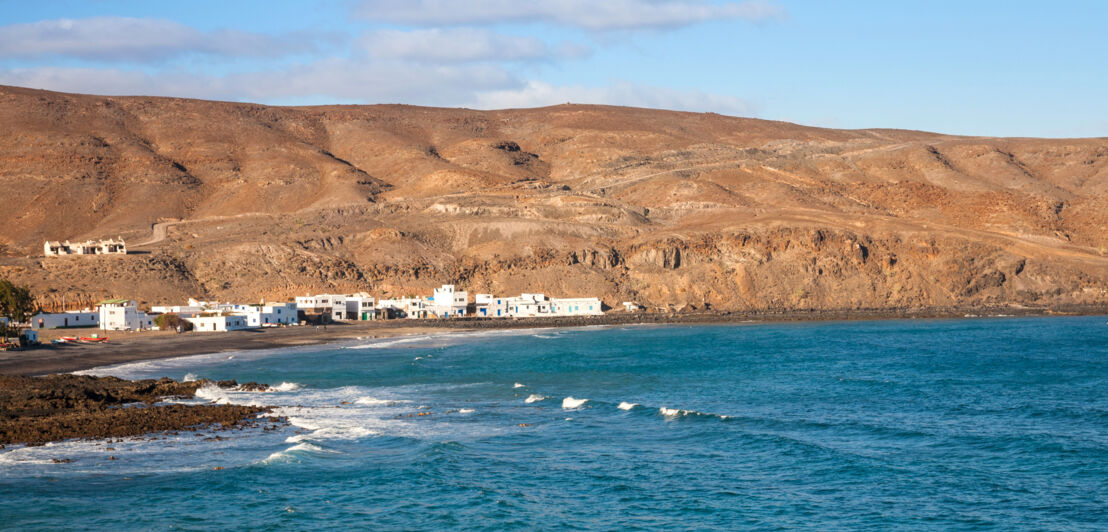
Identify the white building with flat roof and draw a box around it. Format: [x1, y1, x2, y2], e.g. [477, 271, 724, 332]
[506, 293, 551, 317]
[340, 294, 377, 321]
[377, 297, 431, 319]
[431, 285, 468, 318]
[235, 302, 298, 327]
[44, 238, 126, 257]
[150, 305, 205, 318]
[475, 294, 509, 318]
[296, 294, 350, 315]
[28, 310, 99, 329]
[98, 299, 155, 331]
[550, 297, 603, 316]
[184, 315, 251, 332]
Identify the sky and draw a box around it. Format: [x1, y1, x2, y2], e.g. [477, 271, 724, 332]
[0, 0, 1105, 138]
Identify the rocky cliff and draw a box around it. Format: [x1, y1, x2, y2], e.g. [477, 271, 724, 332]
[1, 85, 1105, 312]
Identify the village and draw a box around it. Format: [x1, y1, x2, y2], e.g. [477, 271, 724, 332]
[3, 284, 627, 348]
[0, 239, 645, 349]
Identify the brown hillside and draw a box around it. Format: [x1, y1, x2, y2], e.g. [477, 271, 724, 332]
[1, 85, 1105, 312]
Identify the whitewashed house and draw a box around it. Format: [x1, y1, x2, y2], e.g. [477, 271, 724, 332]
[150, 305, 205, 318]
[236, 302, 298, 327]
[44, 238, 126, 257]
[494, 293, 605, 318]
[506, 293, 552, 317]
[475, 294, 509, 318]
[550, 297, 603, 316]
[99, 299, 156, 331]
[622, 301, 644, 312]
[296, 293, 359, 318]
[377, 297, 431, 319]
[430, 285, 468, 318]
[28, 310, 99, 329]
[184, 314, 251, 332]
[341, 294, 377, 321]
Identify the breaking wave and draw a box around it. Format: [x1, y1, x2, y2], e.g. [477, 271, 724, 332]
[562, 397, 589, 409]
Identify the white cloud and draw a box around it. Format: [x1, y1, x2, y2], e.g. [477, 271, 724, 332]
[0, 67, 235, 99]
[0, 17, 316, 62]
[471, 80, 758, 116]
[227, 59, 519, 104]
[357, 0, 784, 30]
[0, 61, 521, 106]
[0, 65, 755, 117]
[361, 28, 558, 62]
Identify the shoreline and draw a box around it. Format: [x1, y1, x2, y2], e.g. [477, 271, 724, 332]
[1, 304, 1104, 377]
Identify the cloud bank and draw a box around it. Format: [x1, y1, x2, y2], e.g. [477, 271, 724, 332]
[357, 0, 784, 30]
[0, 17, 317, 62]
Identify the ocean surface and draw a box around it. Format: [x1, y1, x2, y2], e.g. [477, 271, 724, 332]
[2, 317, 1106, 530]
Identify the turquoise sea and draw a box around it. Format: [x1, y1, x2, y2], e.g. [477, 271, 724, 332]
[1, 317, 1106, 530]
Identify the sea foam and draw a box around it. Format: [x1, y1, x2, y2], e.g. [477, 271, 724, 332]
[562, 397, 589, 409]
[525, 394, 546, 403]
[617, 402, 638, 411]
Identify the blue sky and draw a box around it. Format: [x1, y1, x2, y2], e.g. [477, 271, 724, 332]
[0, 0, 1105, 137]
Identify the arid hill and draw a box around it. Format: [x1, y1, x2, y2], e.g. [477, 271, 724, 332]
[1, 84, 1105, 313]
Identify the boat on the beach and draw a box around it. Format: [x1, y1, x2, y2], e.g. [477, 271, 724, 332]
[78, 336, 108, 343]
[60, 336, 78, 343]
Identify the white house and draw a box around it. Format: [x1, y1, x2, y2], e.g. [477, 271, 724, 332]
[238, 302, 298, 327]
[622, 301, 644, 312]
[377, 297, 431, 319]
[184, 314, 252, 332]
[150, 305, 204, 318]
[295, 294, 348, 315]
[475, 294, 509, 318]
[28, 310, 99, 329]
[506, 293, 552, 317]
[550, 297, 603, 316]
[341, 294, 377, 321]
[488, 293, 605, 318]
[98, 299, 156, 331]
[430, 285, 468, 318]
[44, 238, 126, 257]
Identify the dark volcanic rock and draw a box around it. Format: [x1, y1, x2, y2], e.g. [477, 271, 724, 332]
[0, 374, 275, 446]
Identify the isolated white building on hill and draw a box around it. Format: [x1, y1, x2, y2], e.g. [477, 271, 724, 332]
[99, 299, 155, 331]
[28, 310, 99, 329]
[44, 238, 126, 256]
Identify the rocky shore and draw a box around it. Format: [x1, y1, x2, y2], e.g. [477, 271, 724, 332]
[0, 374, 278, 446]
